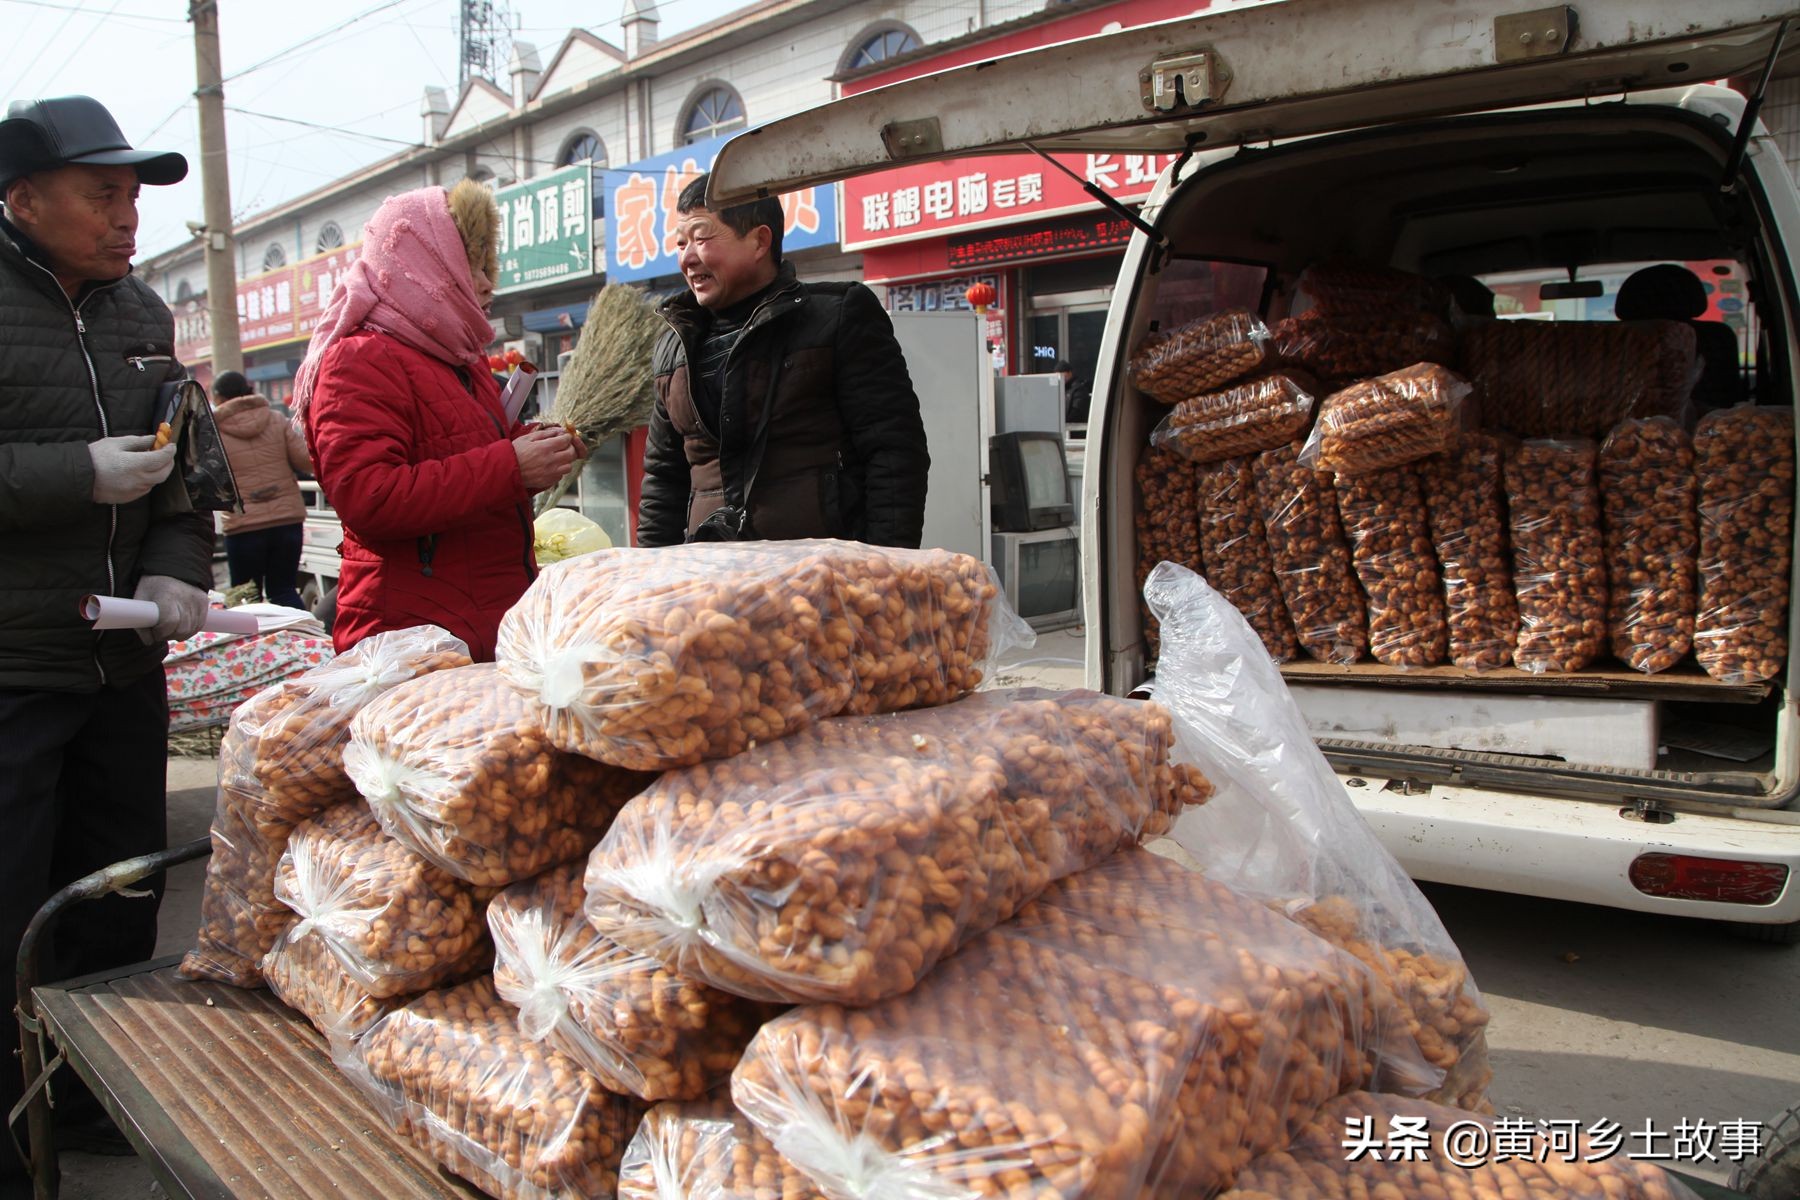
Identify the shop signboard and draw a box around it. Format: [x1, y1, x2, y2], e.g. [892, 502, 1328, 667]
[494, 165, 595, 295]
[602, 133, 840, 284]
[844, 153, 1176, 251]
[295, 243, 361, 337]
[172, 295, 210, 366]
[236, 265, 298, 352]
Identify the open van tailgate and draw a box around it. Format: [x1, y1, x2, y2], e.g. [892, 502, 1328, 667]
[711, 0, 1800, 201]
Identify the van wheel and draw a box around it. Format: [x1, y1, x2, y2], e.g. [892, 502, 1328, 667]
[1730, 1102, 1800, 1198]
[299, 576, 322, 612]
[1730, 919, 1800, 945]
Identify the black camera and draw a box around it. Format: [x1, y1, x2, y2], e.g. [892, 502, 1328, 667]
[689, 504, 755, 542]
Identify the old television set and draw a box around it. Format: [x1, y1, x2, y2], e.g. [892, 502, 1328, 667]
[992, 527, 1081, 632]
[990, 430, 1073, 532]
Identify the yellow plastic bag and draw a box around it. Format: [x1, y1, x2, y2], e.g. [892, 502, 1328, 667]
[533, 508, 611, 565]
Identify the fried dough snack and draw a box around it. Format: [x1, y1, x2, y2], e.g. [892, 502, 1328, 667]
[496, 542, 1023, 770]
[355, 977, 648, 1200]
[346, 662, 653, 887]
[585, 690, 1213, 1005]
[489, 863, 780, 1102]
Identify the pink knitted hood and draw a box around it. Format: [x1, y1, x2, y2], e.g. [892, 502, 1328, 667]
[293, 186, 492, 413]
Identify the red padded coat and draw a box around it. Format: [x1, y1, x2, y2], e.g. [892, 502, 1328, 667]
[303, 329, 534, 661]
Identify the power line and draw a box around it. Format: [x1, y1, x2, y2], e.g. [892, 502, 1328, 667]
[0, 0, 180, 20]
[226, 105, 422, 149]
[221, 0, 416, 83]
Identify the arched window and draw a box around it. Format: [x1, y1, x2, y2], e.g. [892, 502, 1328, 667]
[315, 221, 345, 252]
[558, 129, 604, 167]
[680, 84, 745, 145]
[846, 24, 920, 70]
[261, 242, 287, 270]
[468, 165, 495, 184]
[175, 279, 193, 302]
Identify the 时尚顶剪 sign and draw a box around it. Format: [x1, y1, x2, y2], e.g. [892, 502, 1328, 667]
[494, 165, 596, 295]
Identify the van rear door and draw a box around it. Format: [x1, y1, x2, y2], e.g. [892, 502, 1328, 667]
[709, 0, 1799, 203]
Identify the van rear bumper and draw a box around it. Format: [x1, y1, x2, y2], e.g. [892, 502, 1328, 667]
[1349, 782, 1800, 924]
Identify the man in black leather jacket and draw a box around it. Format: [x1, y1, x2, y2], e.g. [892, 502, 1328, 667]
[637, 173, 930, 547]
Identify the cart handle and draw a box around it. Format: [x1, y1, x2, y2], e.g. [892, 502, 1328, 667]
[10, 836, 212, 1198]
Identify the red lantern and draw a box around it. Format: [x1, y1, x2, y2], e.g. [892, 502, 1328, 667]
[487, 353, 507, 372]
[964, 281, 996, 313]
[504, 347, 525, 367]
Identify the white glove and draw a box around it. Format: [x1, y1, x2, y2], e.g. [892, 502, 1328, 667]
[89, 435, 177, 504]
[132, 575, 208, 644]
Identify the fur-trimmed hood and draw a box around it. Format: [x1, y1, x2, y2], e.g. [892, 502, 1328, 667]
[448, 178, 500, 286]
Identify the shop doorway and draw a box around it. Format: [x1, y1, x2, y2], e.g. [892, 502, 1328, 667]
[1025, 289, 1110, 436]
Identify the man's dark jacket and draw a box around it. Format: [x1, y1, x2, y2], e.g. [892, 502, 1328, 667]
[638, 262, 931, 547]
[0, 218, 213, 691]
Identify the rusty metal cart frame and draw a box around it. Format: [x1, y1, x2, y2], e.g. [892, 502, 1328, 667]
[8, 837, 476, 1200]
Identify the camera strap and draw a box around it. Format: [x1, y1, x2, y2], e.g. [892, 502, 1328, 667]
[724, 339, 786, 514]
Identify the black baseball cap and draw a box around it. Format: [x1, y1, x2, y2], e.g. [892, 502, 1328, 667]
[0, 95, 187, 190]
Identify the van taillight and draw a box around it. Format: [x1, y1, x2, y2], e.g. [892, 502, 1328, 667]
[1627, 853, 1788, 905]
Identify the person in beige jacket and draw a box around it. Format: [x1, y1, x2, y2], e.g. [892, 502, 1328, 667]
[212, 370, 312, 608]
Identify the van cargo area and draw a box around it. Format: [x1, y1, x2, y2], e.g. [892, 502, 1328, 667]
[1101, 89, 1799, 814]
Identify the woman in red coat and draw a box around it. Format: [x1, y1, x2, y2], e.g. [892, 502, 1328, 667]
[294, 180, 578, 660]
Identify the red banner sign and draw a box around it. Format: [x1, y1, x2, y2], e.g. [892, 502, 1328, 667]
[295, 245, 360, 339]
[235, 266, 298, 352]
[844, 153, 1177, 251]
[947, 211, 1135, 269]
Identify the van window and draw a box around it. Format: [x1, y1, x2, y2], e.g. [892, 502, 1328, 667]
[1478, 259, 1758, 410]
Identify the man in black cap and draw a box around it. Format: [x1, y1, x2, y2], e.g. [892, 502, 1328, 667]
[0, 95, 211, 1187]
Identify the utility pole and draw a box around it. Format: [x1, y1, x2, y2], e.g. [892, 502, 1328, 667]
[189, 0, 242, 375]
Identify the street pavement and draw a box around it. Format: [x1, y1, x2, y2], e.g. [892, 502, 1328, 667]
[49, 629, 1800, 1194]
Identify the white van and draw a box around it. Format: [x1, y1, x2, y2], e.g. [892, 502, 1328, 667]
[711, 0, 1800, 935]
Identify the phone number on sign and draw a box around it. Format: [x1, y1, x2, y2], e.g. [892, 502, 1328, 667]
[1343, 1115, 1766, 1166]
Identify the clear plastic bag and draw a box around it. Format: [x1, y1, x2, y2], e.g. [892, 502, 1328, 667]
[618, 1097, 822, 1200]
[250, 626, 474, 812]
[585, 689, 1214, 1005]
[1219, 1091, 1701, 1200]
[1194, 457, 1298, 662]
[1148, 372, 1318, 465]
[273, 804, 494, 999]
[178, 718, 303, 987]
[1466, 319, 1700, 438]
[496, 541, 1029, 771]
[353, 977, 648, 1200]
[1289, 261, 1450, 318]
[488, 863, 780, 1102]
[1252, 441, 1367, 664]
[1127, 309, 1275, 404]
[180, 630, 473, 987]
[1137, 445, 1203, 657]
[732, 849, 1428, 1199]
[1300, 364, 1470, 477]
[1599, 418, 1698, 674]
[1272, 310, 1455, 384]
[1334, 466, 1448, 668]
[1142, 563, 1492, 1111]
[263, 927, 396, 1059]
[344, 662, 654, 887]
[1418, 434, 1518, 671]
[1505, 439, 1609, 673]
[1694, 406, 1795, 684]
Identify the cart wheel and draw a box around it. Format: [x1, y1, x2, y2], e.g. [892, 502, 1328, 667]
[1731, 1102, 1800, 1198]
